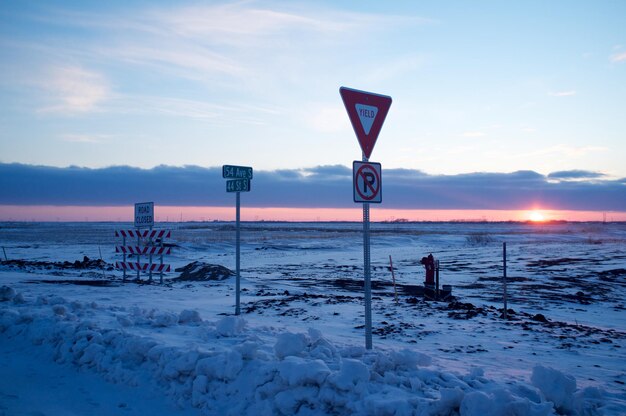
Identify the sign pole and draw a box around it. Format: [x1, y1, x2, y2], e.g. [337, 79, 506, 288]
[340, 87, 391, 351]
[503, 242, 508, 319]
[362, 153, 373, 350]
[235, 191, 241, 316]
[222, 165, 252, 316]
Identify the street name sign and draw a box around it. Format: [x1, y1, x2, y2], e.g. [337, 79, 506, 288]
[134, 202, 154, 228]
[222, 164, 254, 316]
[353, 161, 382, 203]
[226, 178, 251, 193]
[223, 165, 253, 179]
[340, 87, 392, 159]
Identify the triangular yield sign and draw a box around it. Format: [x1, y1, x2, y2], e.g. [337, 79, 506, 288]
[340, 86, 392, 159]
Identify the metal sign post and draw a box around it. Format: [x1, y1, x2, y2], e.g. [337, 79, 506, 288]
[354, 156, 383, 350]
[235, 191, 241, 315]
[503, 242, 508, 319]
[362, 154, 373, 349]
[341, 86, 391, 350]
[223, 165, 253, 316]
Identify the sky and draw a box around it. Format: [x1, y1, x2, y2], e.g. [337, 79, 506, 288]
[1, 1, 625, 221]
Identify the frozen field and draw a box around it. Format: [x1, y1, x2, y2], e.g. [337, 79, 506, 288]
[1, 221, 625, 415]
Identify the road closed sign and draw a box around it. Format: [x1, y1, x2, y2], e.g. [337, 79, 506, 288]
[353, 161, 382, 203]
[134, 202, 154, 228]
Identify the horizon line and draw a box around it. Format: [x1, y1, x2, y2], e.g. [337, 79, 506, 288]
[1, 205, 625, 223]
[1, 219, 624, 225]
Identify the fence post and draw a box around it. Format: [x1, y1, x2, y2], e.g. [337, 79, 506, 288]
[98, 246, 106, 279]
[389, 255, 399, 305]
[435, 260, 440, 300]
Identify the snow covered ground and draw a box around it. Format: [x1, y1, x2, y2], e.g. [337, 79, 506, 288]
[1, 221, 625, 415]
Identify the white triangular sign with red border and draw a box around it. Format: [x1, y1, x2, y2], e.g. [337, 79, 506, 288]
[340, 87, 392, 159]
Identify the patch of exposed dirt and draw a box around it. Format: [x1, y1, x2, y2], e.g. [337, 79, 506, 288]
[24, 279, 119, 287]
[173, 262, 234, 281]
[1, 256, 111, 271]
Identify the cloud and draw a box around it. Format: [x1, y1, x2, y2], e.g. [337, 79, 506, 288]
[60, 134, 111, 143]
[360, 54, 425, 84]
[111, 95, 270, 124]
[302, 104, 349, 133]
[461, 131, 486, 138]
[32, 3, 427, 80]
[2, 2, 433, 127]
[549, 91, 576, 97]
[547, 170, 606, 181]
[610, 51, 626, 63]
[152, 3, 349, 42]
[40, 66, 109, 113]
[518, 144, 607, 159]
[1, 163, 624, 211]
[113, 44, 243, 77]
[149, 3, 434, 44]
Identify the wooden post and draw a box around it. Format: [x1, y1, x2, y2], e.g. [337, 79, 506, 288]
[503, 242, 508, 319]
[98, 246, 106, 280]
[148, 228, 153, 282]
[159, 238, 164, 284]
[137, 234, 141, 281]
[122, 236, 127, 282]
[389, 255, 399, 305]
[435, 259, 440, 300]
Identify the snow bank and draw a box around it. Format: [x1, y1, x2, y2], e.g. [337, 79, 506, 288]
[0, 284, 16, 301]
[532, 365, 577, 412]
[1, 285, 623, 415]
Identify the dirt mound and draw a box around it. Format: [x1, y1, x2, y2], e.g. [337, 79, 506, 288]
[173, 262, 234, 281]
[1, 256, 110, 270]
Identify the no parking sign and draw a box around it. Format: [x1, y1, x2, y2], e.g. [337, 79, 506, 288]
[353, 161, 382, 203]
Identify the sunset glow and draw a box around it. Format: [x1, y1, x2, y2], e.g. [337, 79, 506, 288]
[1, 206, 624, 223]
[528, 210, 546, 222]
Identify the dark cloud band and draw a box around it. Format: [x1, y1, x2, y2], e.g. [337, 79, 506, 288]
[1, 163, 624, 210]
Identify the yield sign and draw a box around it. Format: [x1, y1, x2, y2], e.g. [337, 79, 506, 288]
[340, 87, 392, 159]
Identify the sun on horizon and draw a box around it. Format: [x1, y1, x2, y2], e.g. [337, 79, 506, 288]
[528, 210, 546, 222]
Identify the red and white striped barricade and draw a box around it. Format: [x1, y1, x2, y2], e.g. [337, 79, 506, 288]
[115, 246, 172, 256]
[115, 229, 172, 283]
[115, 262, 171, 272]
[115, 230, 171, 239]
